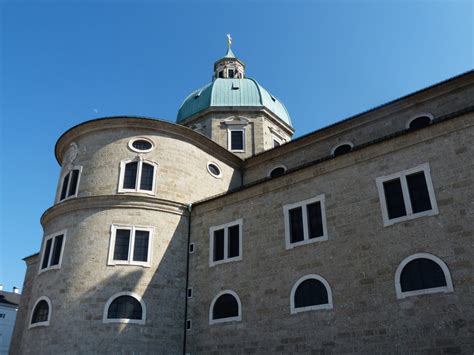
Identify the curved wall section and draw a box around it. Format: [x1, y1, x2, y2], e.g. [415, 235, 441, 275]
[19, 202, 188, 353]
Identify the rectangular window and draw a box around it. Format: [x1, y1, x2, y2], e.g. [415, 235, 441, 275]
[40, 231, 67, 273]
[58, 167, 82, 202]
[228, 129, 245, 152]
[283, 195, 327, 249]
[189, 243, 195, 253]
[119, 160, 157, 195]
[376, 163, 438, 226]
[108, 225, 154, 267]
[209, 219, 243, 266]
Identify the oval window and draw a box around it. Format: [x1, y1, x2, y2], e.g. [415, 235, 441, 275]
[207, 162, 222, 178]
[333, 144, 352, 157]
[129, 138, 154, 153]
[408, 116, 431, 130]
[270, 166, 286, 178]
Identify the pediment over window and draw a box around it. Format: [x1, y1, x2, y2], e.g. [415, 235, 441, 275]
[222, 116, 249, 125]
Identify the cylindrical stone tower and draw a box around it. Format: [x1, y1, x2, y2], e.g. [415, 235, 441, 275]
[11, 117, 242, 354]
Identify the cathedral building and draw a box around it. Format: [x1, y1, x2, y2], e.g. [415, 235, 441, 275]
[10, 40, 474, 354]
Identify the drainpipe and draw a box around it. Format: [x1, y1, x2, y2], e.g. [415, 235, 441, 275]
[183, 203, 192, 354]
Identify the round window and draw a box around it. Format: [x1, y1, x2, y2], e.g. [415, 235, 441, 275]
[129, 138, 154, 153]
[333, 144, 352, 157]
[207, 162, 222, 178]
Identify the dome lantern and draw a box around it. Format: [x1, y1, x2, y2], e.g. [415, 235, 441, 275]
[213, 34, 245, 80]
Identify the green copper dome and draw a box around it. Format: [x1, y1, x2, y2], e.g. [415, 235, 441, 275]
[176, 78, 293, 127]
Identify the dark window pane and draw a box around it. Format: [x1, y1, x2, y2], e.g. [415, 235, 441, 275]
[307, 202, 324, 239]
[208, 164, 221, 176]
[31, 300, 49, 323]
[41, 239, 53, 269]
[218, 71, 224, 78]
[400, 258, 447, 292]
[228, 69, 234, 78]
[140, 163, 154, 191]
[213, 229, 225, 261]
[231, 131, 244, 150]
[113, 229, 131, 261]
[67, 169, 79, 197]
[228, 225, 240, 258]
[333, 144, 352, 157]
[107, 296, 142, 320]
[383, 178, 407, 219]
[123, 162, 138, 189]
[60, 173, 70, 200]
[407, 172, 432, 213]
[409, 116, 431, 129]
[133, 230, 149, 262]
[50, 235, 64, 266]
[294, 279, 329, 308]
[212, 294, 239, 319]
[289, 207, 304, 243]
[270, 167, 285, 178]
[132, 140, 152, 151]
[273, 140, 281, 147]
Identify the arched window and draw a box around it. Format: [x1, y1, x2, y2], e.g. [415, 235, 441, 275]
[290, 275, 333, 314]
[118, 159, 158, 195]
[29, 296, 51, 328]
[331, 142, 353, 157]
[57, 166, 82, 202]
[103, 292, 146, 324]
[406, 113, 433, 130]
[395, 253, 453, 299]
[209, 290, 241, 324]
[268, 165, 287, 178]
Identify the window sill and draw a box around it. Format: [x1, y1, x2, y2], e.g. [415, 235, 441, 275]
[117, 190, 156, 196]
[209, 315, 241, 325]
[103, 318, 145, 325]
[38, 265, 61, 275]
[107, 262, 151, 268]
[209, 256, 242, 268]
[28, 321, 50, 329]
[397, 285, 453, 299]
[291, 303, 333, 314]
[383, 209, 439, 227]
[286, 235, 328, 250]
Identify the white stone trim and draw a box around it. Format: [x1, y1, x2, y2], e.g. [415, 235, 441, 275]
[209, 290, 242, 325]
[330, 141, 354, 156]
[38, 230, 67, 274]
[29, 296, 52, 328]
[103, 291, 146, 325]
[128, 137, 155, 153]
[375, 162, 439, 227]
[283, 195, 328, 250]
[56, 165, 83, 203]
[187, 288, 193, 299]
[405, 113, 434, 129]
[227, 127, 245, 152]
[189, 243, 195, 254]
[395, 253, 453, 299]
[207, 162, 222, 179]
[107, 224, 154, 267]
[290, 274, 333, 314]
[118, 158, 158, 195]
[267, 164, 287, 178]
[209, 219, 243, 267]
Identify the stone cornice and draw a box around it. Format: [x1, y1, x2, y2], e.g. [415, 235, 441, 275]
[55, 116, 242, 168]
[41, 194, 189, 226]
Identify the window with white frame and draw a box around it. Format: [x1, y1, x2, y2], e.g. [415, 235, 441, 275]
[283, 195, 328, 249]
[272, 134, 283, 148]
[290, 275, 333, 314]
[395, 253, 453, 299]
[209, 290, 242, 325]
[376, 163, 438, 226]
[108, 225, 153, 267]
[58, 167, 82, 202]
[29, 296, 52, 328]
[118, 159, 158, 194]
[209, 219, 242, 266]
[39, 231, 66, 273]
[228, 128, 245, 152]
[103, 292, 146, 325]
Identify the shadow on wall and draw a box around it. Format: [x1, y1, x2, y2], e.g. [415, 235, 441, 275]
[19, 209, 188, 354]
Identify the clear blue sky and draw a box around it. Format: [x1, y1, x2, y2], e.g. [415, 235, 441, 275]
[0, 0, 472, 292]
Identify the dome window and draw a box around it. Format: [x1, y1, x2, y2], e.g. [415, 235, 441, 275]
[407, 114, 433, 130]
[207, 162, 222, 178]
[331, 142, 353, 157]
[228, 69, 235, 78]
[129, 138, 154, 153]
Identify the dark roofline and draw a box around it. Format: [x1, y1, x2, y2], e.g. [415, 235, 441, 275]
[193, 105, 473, 206]
[245, 70, 474, 162]
[23, 252, 40, 261]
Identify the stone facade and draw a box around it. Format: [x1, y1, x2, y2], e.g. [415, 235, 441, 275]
[10, 69, 474, 354]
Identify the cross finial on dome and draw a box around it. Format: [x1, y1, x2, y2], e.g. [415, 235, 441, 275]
[227, 33, 232, 48]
